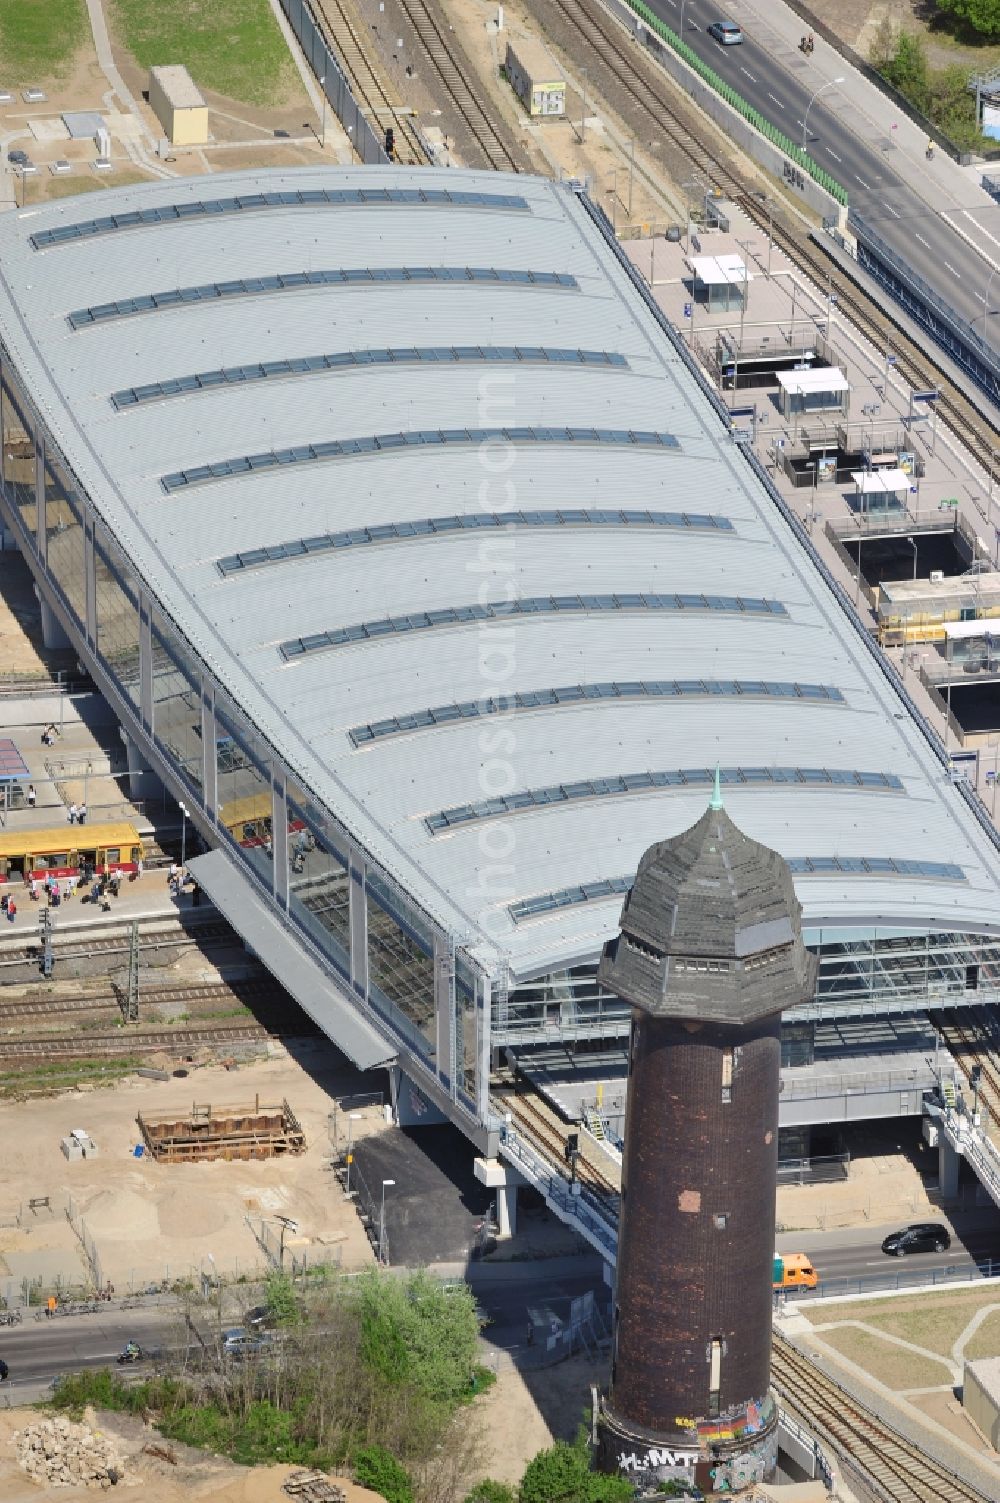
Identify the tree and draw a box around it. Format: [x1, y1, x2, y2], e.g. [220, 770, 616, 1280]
[352, 1270, 481, 1407]
[354, 1444, 414, 1503]
[518, 1432, 634, 1503]
[263, 1270, 300, 1325]
[933, 0, 1000, 43]
[880, 32, 930, 112]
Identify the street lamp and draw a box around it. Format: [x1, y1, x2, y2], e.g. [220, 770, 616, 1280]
[345, 1111, 361, 1195]
[380, 1178, 395, 1264]
[906, 535, 918, 581]
[801, 78, 845, 153]
[178, 800, 188, 872]
[319, 76, 327, 150]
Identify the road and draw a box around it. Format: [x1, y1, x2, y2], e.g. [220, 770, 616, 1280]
[778, 1205, 1000, 1293]
[642, 0, 1000, 340]
[0, 1306, 190, 1403]
[2, 1216, 997, 1398]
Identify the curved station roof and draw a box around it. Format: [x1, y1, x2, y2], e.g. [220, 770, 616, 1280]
[2, 166, 1000, 980]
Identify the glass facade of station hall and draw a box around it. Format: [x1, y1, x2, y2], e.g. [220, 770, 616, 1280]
[0, 343, 486, 1127]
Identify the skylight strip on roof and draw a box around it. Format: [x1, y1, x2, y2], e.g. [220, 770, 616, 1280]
[349, 680, 845, 745]
[218, 508, 730, 577]
[509, 856, 968, 922]
[32, 188, 531, 249]
[113, 347, 628, 410]
[163, 427, 681, 493]
[280, 592, 787, 660]
[426, 768, 906, 834]
[69, 266, 578, 330]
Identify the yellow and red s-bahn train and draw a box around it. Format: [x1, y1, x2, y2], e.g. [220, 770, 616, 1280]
[0, 820, 144, 884]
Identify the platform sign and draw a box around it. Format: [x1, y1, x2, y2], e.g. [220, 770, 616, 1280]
[912, 389, 939, 403]
[683, 302, 692, 318]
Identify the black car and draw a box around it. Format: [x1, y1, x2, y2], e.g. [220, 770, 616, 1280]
[881, 1223, 951, 1256]
[7, 149, 28, 166]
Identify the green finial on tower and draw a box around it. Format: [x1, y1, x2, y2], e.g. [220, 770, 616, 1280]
[710, 763, 724, 810]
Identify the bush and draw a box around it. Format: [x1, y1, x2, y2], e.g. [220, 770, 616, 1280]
[519, 1431, 634, 1503]
[464, 1484, 516, 1503]
[354, 1444, 414, 1503]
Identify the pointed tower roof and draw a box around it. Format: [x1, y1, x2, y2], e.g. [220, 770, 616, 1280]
[597, 791, 817, 1025]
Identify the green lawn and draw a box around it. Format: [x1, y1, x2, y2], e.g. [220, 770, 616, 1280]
[819, 1326, 954, 1391]
[963, 1308, 1000, 1361]
[110, 0, 298, 107]
[0, 0, 89, 81]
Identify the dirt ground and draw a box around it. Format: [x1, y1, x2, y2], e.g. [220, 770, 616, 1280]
[468, 1353, 605, 1485]
[810, 0, 1000, 70]
[0, 1406, 386, 1503]
[0, 1049, 386, 1289]
[0, 1356, 605, 1499]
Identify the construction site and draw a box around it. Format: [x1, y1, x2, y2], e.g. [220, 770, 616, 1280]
[137, 1097, 307, 1163]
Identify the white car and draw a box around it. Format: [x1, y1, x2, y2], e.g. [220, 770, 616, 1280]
[708, 21, 744, 45]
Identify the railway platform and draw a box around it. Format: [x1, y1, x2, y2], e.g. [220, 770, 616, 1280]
[0, 866, 214, 942]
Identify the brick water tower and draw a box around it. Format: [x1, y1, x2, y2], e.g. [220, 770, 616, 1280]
[596, 774, 816, 1495]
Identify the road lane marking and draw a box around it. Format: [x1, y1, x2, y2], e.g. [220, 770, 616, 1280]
[767, 92, 785, 109]
[882, 201, 900, 217]
[915, 233, 931, 248]
[826, 148, 842, 162]
[855, 175, 871, 189]
[963, 209, 1000, 253]
[740, 67, 758, 83]
[943, 261, 961, 278]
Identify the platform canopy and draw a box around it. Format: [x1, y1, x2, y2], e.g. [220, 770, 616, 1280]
[689, 254, 749, 287]
[777, 368, 849, 396]
[851, 468, 910, 495]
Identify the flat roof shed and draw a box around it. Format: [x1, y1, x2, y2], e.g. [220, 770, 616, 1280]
[148, 65, 208, 147]
[851, 467, 910, 510]
[778, 366, 849, 417]
[689, 254, 749, 311]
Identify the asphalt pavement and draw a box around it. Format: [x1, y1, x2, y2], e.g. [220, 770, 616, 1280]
[641, 0, 1000, 339]
[0, 1306, 185, 1404]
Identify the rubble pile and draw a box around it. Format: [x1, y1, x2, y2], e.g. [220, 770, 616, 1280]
[15, 1415, 126, 1489]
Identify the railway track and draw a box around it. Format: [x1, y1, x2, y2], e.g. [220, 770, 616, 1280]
[0, 977, 283, 1025]
[0, 1022, 273, 1062]
[493, 1082, 620, 1202]
[773, 1334, 993, 1503]
[394, 0, 520, 171]
[0, 918, 233, 967]
[546, 0, 1000, 470]
[312, 0, 427, 165]
[935, 1006, 1000, 1115]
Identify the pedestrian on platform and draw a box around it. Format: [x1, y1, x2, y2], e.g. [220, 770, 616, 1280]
[1, 895, 8, 916]
[26, 784, 36, 808]
[8, 899, 16, 922]
[78, 802, 87, 825]
[67, 803, 77, 824]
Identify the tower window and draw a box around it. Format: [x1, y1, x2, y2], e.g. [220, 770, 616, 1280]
[721, 1048, 733, 1103]
[713, 1212, 729, 1230]
[708, 1337, 722, 1416]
